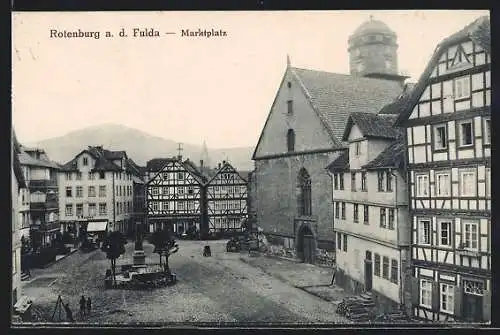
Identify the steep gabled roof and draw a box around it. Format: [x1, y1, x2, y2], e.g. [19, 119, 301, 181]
[206, 161, 248, 185]
[146, 158, 176, 172]
[342, 112, 402, 141]
[60, 146, 126, 172]
[363, 137, 406, 170]
[326, 150, 349, 173]
[396, 15, 490, 126]
[18, 148, 61, 169]
[252, 65, 403, 159]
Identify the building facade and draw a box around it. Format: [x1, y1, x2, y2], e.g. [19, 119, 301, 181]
[18, 146, 61, 250]
[58, 146, 135, 238]
[205, 161, 248, 235]
[395, 16, 491, 323]
[252, 17, 405, 263]
[12, 131, 26, 307]
[145, 157, 205, 235]
[328, 109, 410, 312]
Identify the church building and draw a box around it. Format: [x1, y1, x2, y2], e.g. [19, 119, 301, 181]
[252, 17, 408, 263]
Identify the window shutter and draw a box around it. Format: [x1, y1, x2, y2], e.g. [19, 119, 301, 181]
[483, 288, 491, 322]
[454, 285, 462, 319]
[411, 277, 419, 306]
[431, 281, 440, 312]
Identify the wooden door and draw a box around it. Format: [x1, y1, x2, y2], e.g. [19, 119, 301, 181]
[303, 234, 314, 264]
[463, 293, 483, 322]
[364, 260, 373, 291]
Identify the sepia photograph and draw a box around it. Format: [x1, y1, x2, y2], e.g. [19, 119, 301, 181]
[11, 9, 491, 327]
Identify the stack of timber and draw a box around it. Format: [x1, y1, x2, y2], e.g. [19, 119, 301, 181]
[335, 292, 375, 322]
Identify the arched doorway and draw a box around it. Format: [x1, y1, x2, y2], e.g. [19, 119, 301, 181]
[296, 224, 316, 263]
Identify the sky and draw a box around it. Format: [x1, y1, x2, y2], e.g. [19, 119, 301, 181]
[12, 10, 489, 149]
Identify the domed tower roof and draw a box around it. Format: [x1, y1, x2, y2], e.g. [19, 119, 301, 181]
[351, 16, 396, 38]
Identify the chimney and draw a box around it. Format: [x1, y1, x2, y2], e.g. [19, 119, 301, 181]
[223, 160, 226, 165]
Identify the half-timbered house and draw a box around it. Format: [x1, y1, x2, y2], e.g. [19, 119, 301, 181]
[145, 157, 205, 235]
[394, 16, 491, 323]
[205, 161, 248, 235]
[327, 94, 411, 313]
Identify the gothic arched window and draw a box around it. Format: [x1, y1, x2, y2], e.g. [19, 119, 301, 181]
[297, 168, 312, 216]
[287, 129, 295, 152]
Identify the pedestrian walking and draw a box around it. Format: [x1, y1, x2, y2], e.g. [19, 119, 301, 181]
[86, 297, 92, 315]
[79, 295, 86, 317]
[63, 303, 74, 322]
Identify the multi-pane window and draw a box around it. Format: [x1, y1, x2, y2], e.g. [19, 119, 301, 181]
[341, 202, 346, 220]
[83, 157, 88, 166]
[374, 254, 380, 276]
[88, 203, 96, 217]
[355, 142, 361, 156]
[162, 186, 169, 195]
[151, 201, 159, 212]
[379, 208, 386, 228]
[390, 259, 398, 284]
[65, 172, 72, 181]
[334, 174, 338, 190]
[460, 170, 476, 196]
[339, 174, 344, 190]
[363, 205, 369, 224]
[337, 233, 342, 251]
[440, 220, 452, 247]
[343, 234, 347, 252]
[440, 283, 454, 314]
[434, 124, 448, 150]
[420, 280, 433, 308]
[76, 186, 83, 198]
[66, 187, 72, 197]
[463, 221, 478, 250]
[162, 172, 169, 180]
[484, 118, 491, 145]
[485, 168, 491, 198]
[416, 174, 429, 197]
[65, 204, 73, 216]
[388, 209, 395, 230]
[99, 171, 105, 179]
[99, 203, 107, 215]
[436, 172, 451, 197]
[178, 172, 184, 180]
[335, 202, 340, 219]
[99, 185, 106, 197]
[459, 120, 473, 146]
[419, 219, 431, 245]
[152, 187, 159, 196]
[454, 75, 470, 99]
[386, 171, 393, 192]
[351, 173, 356, 191]
[378, 171, 385, 192]
[382, 256, 389, 279]
[88, 186, 96, 197]
[88, 172, 95, 180]
[76, 203, 83, 217]
[353, 204, 359, 223]
[361, 172, 367, 191]
[297, 168, 312, 216]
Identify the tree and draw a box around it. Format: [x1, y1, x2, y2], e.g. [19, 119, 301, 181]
[151, 228, 179, 276]
[101, 231, 127, 286]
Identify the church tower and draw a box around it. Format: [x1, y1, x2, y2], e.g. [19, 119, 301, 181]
[348, 16, 403, 80]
